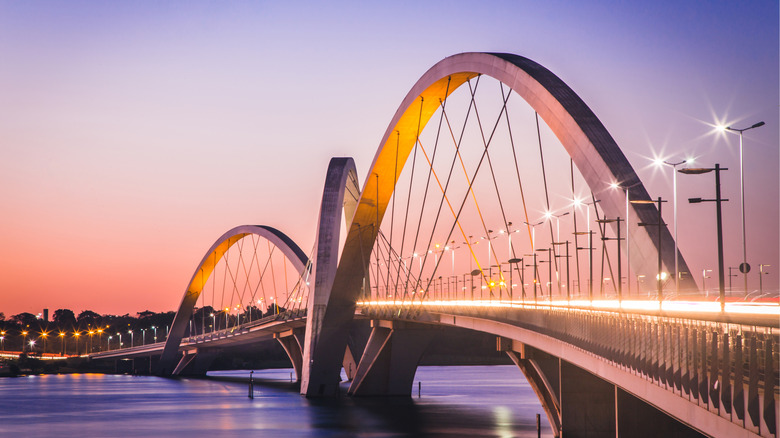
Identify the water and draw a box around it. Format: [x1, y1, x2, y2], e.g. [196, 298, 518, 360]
[0, 365, 553, 437]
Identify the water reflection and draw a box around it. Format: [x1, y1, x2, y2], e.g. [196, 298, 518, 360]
[0, 366, 552, 437]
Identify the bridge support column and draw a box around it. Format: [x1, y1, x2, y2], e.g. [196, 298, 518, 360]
[559, 360, 616, 437]
[501, 340, 562, 437]
[172, 351, 196, 376]
[501, 339, 708, 438]
[347, 321, 435, 396]
[276, 329, 305, 382]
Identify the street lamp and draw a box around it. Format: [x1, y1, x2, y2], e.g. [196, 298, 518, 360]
[572, 198, 599, 299]
[610, 181, 643, 296]
[128, 329, 134, 348]
[544, 211, 570, 292]
[679, 164, 728, 311]
[40, 332, 48, 355]
[0, 332, 4, 351]
[107, 336, 113, 351]
[524, 253, 539, 304]
[116, 332, 122, 349]
[631, 197, 668, 308]
[152, 326, 157, 343]
[720, 120, 765, 294]
[596, 217, 624, 301]
[73, 331, 81, 355]
[537, 248, 553, 299]
[508, 257, 524, 300]
[22, 331, 28, 353]
[654, 158, 691, 294]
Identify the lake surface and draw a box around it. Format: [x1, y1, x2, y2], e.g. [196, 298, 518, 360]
[0, 365, 553, 437]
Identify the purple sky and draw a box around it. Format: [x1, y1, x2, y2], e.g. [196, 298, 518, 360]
[1, 1, 777, 316]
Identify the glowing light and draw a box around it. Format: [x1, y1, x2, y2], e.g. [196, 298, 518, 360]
[355, 298, 780, 317]
[609, 182, 620, 190]
[656, 272, 668, 281]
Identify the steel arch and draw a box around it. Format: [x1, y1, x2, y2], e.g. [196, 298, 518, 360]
[157, 224, 308, 375]
[301, 157, 361, 396]
[304, 52, 695, 393]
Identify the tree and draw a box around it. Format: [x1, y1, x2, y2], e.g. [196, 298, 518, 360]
[76, 310, 101, 327]
[11, 312, 38, 327]
[53, 309, 77, 327]
[0, 312, 5, 321]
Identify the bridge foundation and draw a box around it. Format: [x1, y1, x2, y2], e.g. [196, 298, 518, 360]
[348, 321, 436, 396]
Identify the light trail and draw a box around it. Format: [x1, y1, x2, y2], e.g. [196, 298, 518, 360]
[358, 298, 780, 317]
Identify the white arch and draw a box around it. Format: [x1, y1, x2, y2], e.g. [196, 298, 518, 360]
[157, 225, 308, 374]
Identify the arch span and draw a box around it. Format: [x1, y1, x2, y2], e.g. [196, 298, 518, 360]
[301, 157, 362, 396]
[306, 51, 696, 394]
[157, 224, 308, 375]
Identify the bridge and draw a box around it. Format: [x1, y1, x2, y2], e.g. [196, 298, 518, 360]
[90, 52, 779, 438]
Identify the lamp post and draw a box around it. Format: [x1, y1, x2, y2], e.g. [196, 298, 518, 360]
[524, 253, 539, 304]
[508, 257, 523, 301]
[152, 326, 157, 343]
[596, 217, 623, 302]
[553, 241, 571, 303]
[128, 329, 134, 348]
[610, 181, 642, 296]
[0, 332, 5, 351]
[58, 332, 65, 356]
[655, 158, 690, 294]
[722, 121, 765, 294]
[141, 328, 147, 346]
[107, 336, 113, 351]
[537, 248, 553, 299]
[524, 220, 544, 252]
[679, 164, 728, 312]
[116, 332, 122, 349]
[40, 332, 48, 355]
[573, 231, 595, 300]
[544, 211, 570, 292]
[631, 197, 667, 308]
[22, 331, 28, 353]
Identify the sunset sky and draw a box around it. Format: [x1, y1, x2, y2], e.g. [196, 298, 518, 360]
[1, 1, 777, 317]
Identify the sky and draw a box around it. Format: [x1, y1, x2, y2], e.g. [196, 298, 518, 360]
[0, 1, 777, 317]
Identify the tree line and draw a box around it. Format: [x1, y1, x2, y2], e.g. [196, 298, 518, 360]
[0, 303, 287, 356]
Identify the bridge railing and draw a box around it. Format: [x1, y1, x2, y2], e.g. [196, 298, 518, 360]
[360, 301, 779, 437]
[180, 310, 307, 345]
